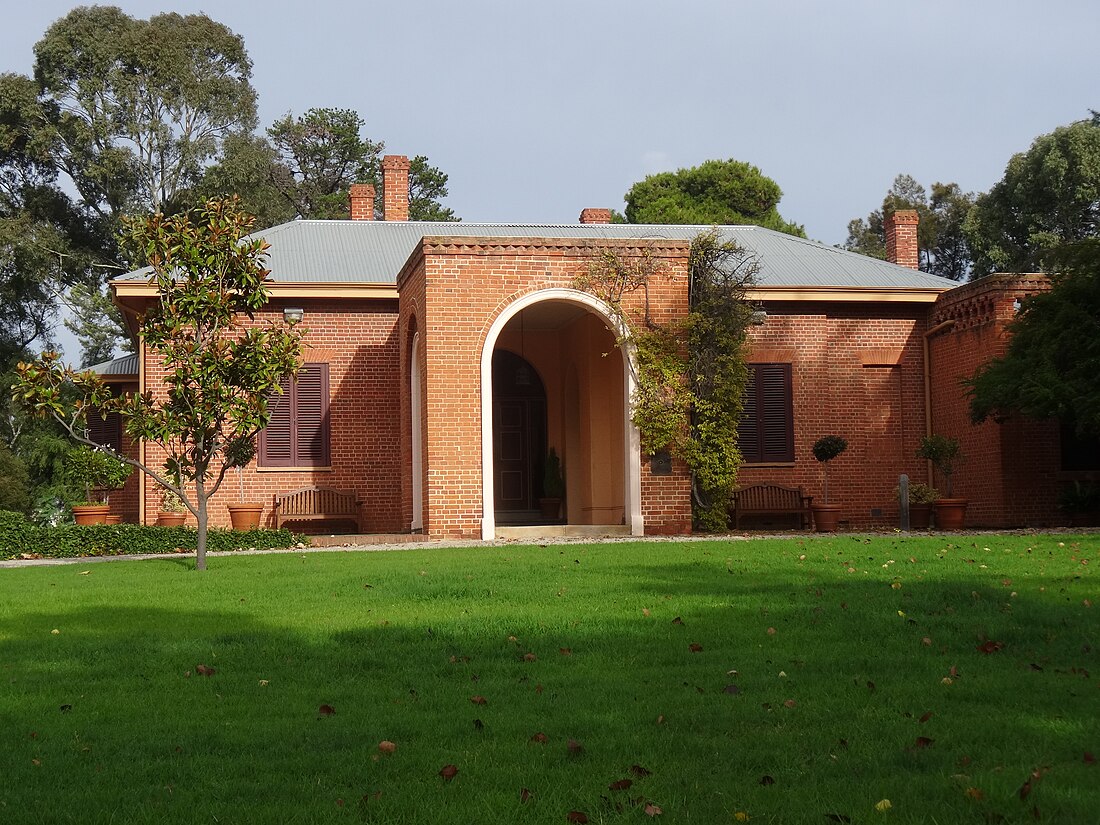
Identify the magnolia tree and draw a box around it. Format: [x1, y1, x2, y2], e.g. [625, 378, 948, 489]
[13, 199, 303, 569]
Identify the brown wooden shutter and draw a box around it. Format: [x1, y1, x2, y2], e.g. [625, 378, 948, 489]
[758, 365, 794, 462]
[259, 376, 294, 466]
[258, 365, 330, 467]
[295, 364, 330, 466]
[86, 409, 122, 450]
[737, 364, 794, 463]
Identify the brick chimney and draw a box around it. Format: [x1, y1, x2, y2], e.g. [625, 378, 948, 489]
[885, 209, 920, 269]
[349, 184, 375, 220]
[579, 208, 612, 224]
[382, 155, 410, 221]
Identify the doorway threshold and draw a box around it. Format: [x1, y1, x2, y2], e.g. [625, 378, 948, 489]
[495, 524, 631, 540]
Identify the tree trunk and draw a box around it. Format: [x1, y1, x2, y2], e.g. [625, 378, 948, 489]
[195, 492, 208, 571]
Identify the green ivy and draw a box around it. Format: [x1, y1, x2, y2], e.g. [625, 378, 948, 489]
[576, 230, 757, 530]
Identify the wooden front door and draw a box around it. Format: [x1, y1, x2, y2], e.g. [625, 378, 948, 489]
[492, 350, 546, 519]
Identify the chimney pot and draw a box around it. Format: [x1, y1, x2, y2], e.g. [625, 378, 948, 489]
[885, 209, 920, 269]
[579, 208, 612, 224]
[382, 155, 411, 222]
[349, 183, 375, 221]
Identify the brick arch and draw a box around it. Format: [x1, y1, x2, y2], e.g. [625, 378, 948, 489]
[478, 287, 642, 540]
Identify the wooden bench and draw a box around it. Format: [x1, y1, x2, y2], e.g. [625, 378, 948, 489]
[274, 487, 364, 532]
[729, 483, 813, 530]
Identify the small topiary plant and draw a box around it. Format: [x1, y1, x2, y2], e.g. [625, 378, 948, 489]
[543, 448, 565, 499]
[917, 435, 962, 498]
[812, 435, 848, 505]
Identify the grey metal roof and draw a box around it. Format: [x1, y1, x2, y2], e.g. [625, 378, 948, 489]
[88, 353, 138, 377]
[117, 220, 960, 291]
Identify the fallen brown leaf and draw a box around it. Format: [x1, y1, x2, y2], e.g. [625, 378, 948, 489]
[965, 787, 984, 800]
[609, 779, 633, 791]
[672, 616, 684, 625]
[913, 736, 934, 749]
[630, 764, 652, 777]
[520, 787, 533, 803]
[567, 812, 589, 824]
[760, 774, 775, 785]
[919, 712, 933, 724]
[642, 608, 651, 617]
[318, 704, 336, 716]
[689, 643, 703, 653]
[567, 738, 584, 755]
[195, 664, 216, 676]
[1085, 751, 1096, 765]
[723, 684, 741, 694]
[523, 652, 537, 662]
[783, 699, 797, 708]
[559, 647, 572, 656]
[470, 695, 487, 705]
[977, 640, 1004, 654]
[644, 803, 662, 817]
[439, 764, 458, 781]
[377, 740, 396, 754]
[530, 732, 548, 744]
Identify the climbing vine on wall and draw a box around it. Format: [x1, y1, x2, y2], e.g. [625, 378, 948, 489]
[574, 230, 757, 529]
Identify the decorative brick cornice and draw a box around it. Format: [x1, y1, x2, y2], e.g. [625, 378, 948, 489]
[931, 273, 1049, 329]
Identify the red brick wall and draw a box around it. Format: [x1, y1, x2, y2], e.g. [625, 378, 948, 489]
[401, 237, 693, 538]
[738, 301, 932, 529]
[140, 298, 403, 532]
[928, 275, 1060, 526]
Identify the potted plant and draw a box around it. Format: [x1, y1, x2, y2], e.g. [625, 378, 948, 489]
[1058, 481, 1100, 527]
[64, 446, 132, 525]
[539, 447, 565, 522]
[156, 489, 188, 526]
[225, 437, 264, 530]
[895, 481, 940, 530]
[810, 435, 848, 532]
[917, 435, 967, 529]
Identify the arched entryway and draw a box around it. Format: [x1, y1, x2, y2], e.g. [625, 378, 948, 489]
[480, 288, 643, 540]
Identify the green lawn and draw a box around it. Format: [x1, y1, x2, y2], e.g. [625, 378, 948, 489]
[1, 535, 1097, 824]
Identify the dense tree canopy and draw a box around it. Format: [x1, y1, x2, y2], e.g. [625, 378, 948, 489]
[969, 239, 1100, 435]
[844, 174, 975, 280]
[624, 159, 804, 236]
[966, 115, 1100, 276]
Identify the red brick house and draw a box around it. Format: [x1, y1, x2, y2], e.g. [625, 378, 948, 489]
[101, 155, 1063, 535]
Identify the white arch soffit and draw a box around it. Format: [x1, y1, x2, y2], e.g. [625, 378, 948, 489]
[479, 287, 643, 541]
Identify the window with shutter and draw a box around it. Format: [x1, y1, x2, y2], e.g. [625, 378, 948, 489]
[259, 364, 330, 467]
[86, 409, 122, 450]
[737, 364, 794, 463]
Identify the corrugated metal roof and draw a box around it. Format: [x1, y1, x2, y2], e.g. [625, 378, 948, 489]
[88, 353, 138, 377]
[116, 220, 960, 291]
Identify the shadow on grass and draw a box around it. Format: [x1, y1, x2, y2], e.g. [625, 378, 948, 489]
[0, 546, 1096, 825]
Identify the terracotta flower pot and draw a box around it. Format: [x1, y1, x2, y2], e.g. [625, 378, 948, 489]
[908, 503, 931, 530]
[811, 503, 842, 532]
[538, 497, 562, 522]
[228, 502, 265, 530]
[104, 514, 122, 525]
[72, 504, 110, 525]
[933, 498, 968, 530]
[155, 511, 187, 527]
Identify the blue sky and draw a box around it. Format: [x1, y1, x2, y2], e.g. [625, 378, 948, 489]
[4, 0, 1097, 244]
[4, 1, 1099, 357]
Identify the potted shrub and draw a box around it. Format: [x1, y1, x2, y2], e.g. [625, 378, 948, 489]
[917, 435, 967, 529]
[156, 490, 188, 526]
[1058, 481, 1100, 527]
[895, 481, 940, 529]
[64, 446, 132, 525]
[810, 435, 848, 532]
[225, 437, 264, 530]
[539, 447, 565, 522]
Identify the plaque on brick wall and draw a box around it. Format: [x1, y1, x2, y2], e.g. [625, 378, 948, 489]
[650, 451, 672, 475]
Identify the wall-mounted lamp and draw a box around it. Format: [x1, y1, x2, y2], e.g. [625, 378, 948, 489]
[750, 309, 768, 326]
[283, 307, 305, 324]
[1012, 298, 1021, 313]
